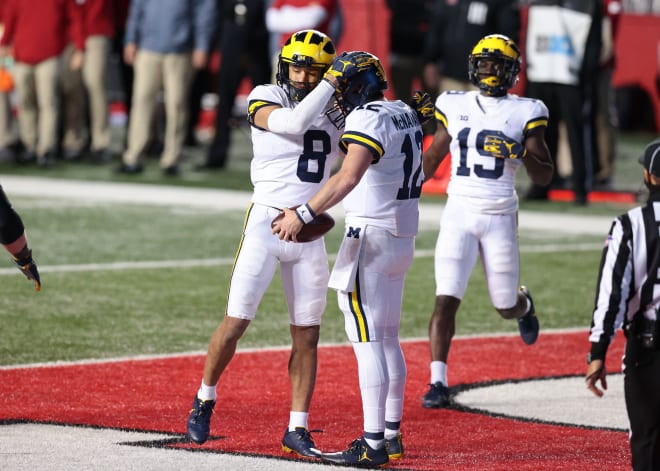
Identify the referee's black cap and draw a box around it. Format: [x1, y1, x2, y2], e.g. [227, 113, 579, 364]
[639, 138, 660, 177]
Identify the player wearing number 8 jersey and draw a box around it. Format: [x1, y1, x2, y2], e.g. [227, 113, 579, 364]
[421, 34, 554, 409]
[185, 30, 345, 457]
[273, 51, 428, 467]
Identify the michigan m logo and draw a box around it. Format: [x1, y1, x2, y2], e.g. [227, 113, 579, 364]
[346, 226, 361, 239]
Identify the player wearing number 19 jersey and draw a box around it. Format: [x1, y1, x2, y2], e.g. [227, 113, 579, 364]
[186, 30, 342, 456]
[420, 34, 554, 409]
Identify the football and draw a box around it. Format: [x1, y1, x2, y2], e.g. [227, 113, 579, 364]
[271, 208, 335, 242]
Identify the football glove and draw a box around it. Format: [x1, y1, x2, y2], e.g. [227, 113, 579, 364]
[411, 91, 434, 124]
[483, 133, 526, 159]
[14, 249, 41, 291]
[325, 51, 374, 87]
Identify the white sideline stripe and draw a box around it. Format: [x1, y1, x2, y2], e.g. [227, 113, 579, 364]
[0, 243, 603, 276]
[0, 175, 613, 235]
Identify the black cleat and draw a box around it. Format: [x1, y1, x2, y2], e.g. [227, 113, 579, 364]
[422, 381, 450, 409]
[186, 396, 215, 444]
[281, 427, 321, 457]
[518, 286, 539, 345]
[385, 433, 403, 460]
[321, 436, 388, 468]
[116, 162, 144, 174]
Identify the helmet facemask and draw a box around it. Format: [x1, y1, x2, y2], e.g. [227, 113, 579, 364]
[277, 58, 326, 102]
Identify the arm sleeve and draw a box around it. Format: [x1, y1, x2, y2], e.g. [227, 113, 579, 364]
[265, 5, 328, 33]
[588, 216, 632, 357]
[266, 80, 335, 134]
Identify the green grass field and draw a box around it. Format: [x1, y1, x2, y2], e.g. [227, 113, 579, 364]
[0, 130, 655, 366]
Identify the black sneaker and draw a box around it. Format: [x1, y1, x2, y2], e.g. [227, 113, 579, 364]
[186, 396, 215, 444]
[385, 433, 403, 460]
[422, 381, 450, 409]
[321, 436, 388, 468]
[281, 427, 321, 457]
[517, 286, 539, 345]
[116, 162, 144, 174]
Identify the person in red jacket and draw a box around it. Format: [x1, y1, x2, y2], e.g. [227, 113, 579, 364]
[60, 0, 118, 163]
[0, 0, 84, 166]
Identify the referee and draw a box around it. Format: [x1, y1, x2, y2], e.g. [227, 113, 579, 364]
[586, 138, 660, 471]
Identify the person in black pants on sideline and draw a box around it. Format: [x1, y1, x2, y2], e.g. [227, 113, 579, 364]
[196, 0, 271, 170]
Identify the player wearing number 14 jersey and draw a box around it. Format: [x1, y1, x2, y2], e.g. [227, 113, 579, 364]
[421, 34, 554, 409]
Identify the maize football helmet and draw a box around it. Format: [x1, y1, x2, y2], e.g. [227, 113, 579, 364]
[277, 29, 336, 102]
[335, 51, 388, 116]
[468, 34, 521, 96]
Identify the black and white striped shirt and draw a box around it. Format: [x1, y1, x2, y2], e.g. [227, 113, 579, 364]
[589, 198, 660, 359]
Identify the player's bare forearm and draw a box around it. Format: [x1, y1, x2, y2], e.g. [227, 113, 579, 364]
[423, 124, 450, 179]
[307, 147, 372, 215]
[522, 130, 554, 186]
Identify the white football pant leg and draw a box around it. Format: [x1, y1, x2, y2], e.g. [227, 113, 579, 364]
[480, 211, 519, 309]
[434, 198, 480, 298]
[280, 237, 329, 326]
[226, 204, 280, 320]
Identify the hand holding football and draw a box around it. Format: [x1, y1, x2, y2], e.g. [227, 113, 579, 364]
[271, 208, 335, 242]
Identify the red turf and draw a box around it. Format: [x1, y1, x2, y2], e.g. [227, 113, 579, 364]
[0, 331, 629, 470]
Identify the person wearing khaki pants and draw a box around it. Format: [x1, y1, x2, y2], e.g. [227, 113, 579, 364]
[0, 0, 84, 167]
[117, 0, 216, 176]
[12, 57, 60, 165]
[60, 35, 112, 162]
[121, 50, 192, 173]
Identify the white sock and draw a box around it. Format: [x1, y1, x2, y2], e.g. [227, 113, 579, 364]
[289, 411, 309, 431]
[364, 437, 384, 450]
[430, 361, 448, 386]
[384, 428, 399, 440]
[197, 380, 217, 401]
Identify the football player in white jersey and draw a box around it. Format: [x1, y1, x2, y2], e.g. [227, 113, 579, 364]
[420, 34, 554, 409]
[186, 30, 352, 457]
[273, 52, 430, 467]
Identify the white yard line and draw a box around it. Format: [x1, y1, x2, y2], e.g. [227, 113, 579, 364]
[1, 175, 614, 234]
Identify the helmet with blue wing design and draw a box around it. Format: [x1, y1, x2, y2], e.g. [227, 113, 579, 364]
[334, 51, 388, 116]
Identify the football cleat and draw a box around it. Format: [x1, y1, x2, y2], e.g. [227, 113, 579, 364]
[321, 436, 388, 468]
[281, 427, 321, 458]
[422, 382, 450, 409]
[385, 433, 404, 460]
[518, 286, 539, 345]
[186, 396, 215, 444]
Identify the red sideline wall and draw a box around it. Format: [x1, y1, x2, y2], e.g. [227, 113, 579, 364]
[611, 13, 660, 130]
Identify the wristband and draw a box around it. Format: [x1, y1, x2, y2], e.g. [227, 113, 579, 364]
[296, 204, 316, 224]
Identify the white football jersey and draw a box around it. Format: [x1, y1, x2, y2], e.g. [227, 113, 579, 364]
[247, 84, 343, 208]
[436, 90, 549, 213]
[339, 100, 423, 237]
